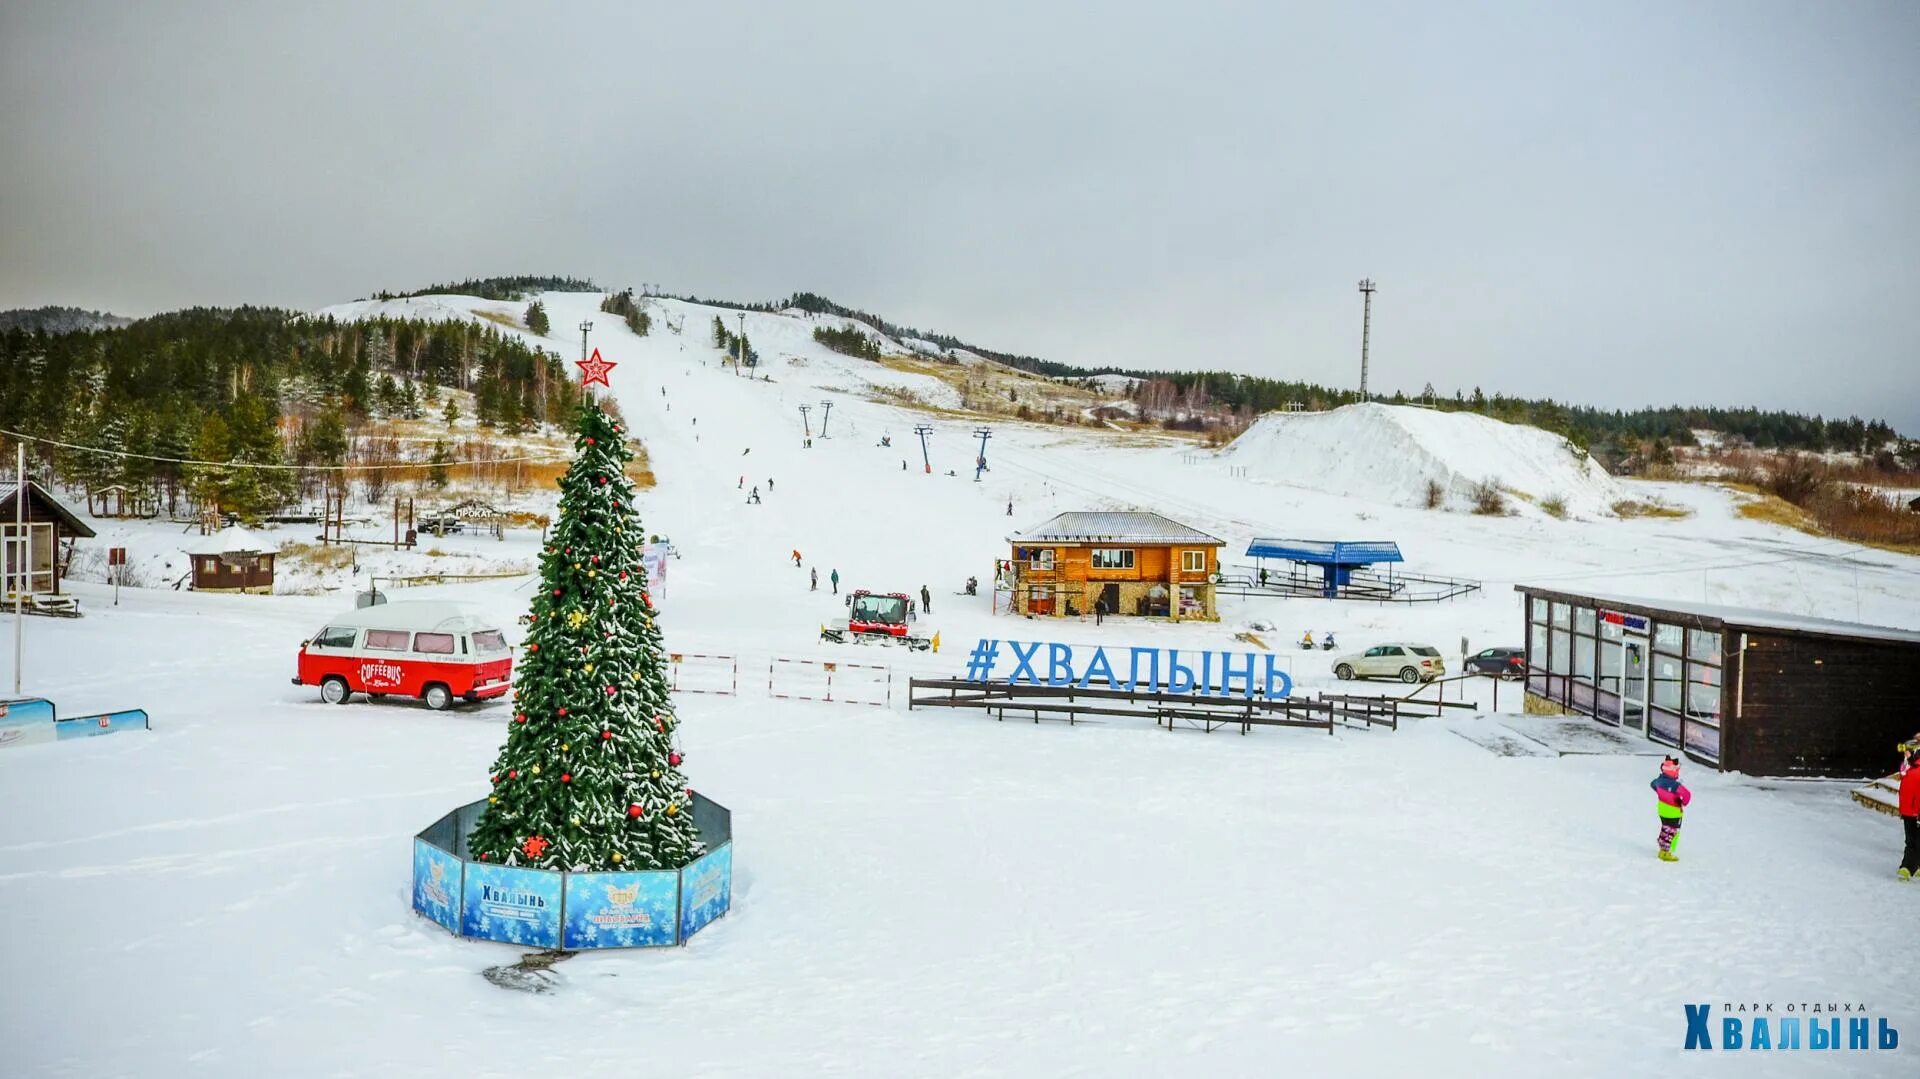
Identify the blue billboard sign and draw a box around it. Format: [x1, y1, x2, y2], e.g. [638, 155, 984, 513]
[56, 708, 150, 740]
[563, 870, 680, 949]
[0, 698, 56, 750]
[679, 842, 733, 940]
[460, 862, 563, 949]
[411, 838, 461, 933]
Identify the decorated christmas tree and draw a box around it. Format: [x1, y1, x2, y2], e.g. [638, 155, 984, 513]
[467, 394, 703, 871]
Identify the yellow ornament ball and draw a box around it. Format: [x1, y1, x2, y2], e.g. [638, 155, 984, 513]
[531, 764, 542, 775]
[488, 796, 498, 805]
[588, 569, 597, 578]
[561, 743, 570, 751]
[585, 663, 594, 674]
[611, 851, 623, 864]
[651, 770, 660, 778]
[666, 803, 678, 816]
[571, 817, 582, 827]
[573, 562, 582, 570]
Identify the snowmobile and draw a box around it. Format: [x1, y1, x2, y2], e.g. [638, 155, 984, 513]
[820, 589, 932, 651]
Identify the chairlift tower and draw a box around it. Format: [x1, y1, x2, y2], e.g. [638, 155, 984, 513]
[819, 400, 834, 438]
[972, 427, 992, 482]
[1356, 279, 1377, 402]
[913, 424, 934, 474]
[798, 404, 812, 439]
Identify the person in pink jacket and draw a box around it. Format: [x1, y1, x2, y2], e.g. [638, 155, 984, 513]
[1651, 756, 1692, 862]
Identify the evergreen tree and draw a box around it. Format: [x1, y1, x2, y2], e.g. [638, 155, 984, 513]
[442, 397, 460, 429]
[467, 403, 703, 871]
[428, 439, 452, 488]
[399, 379, 422, 419]
[525, 301, 551, 337]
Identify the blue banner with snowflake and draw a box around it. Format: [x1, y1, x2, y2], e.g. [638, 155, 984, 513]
[460, 863, 562, 948]
[562, 870, 679, 949]
[679, 842, 732, 940]
[411, 838, 461, 933]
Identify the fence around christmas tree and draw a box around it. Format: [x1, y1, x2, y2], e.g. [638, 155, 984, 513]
[411, 792, 732, 949]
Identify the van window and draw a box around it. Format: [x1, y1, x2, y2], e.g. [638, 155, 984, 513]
[472, 630, 508, 653]
[414, 632, 456, 655]
[313, 626, 357, 649]
[366, 629, 410, 650]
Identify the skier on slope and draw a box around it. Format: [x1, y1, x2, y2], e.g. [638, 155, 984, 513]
[830, 568, 839, 594]
[920, 585, 931, 614]
[1651, 756, 1692, 862]
[811, 567, 819, 592]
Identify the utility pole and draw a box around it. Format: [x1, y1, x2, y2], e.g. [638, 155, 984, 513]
[13, 441, 24, 694]
[736, 312, 746, 377]
[578, 320, 593, 364]
[1356, 279, 1377, 402]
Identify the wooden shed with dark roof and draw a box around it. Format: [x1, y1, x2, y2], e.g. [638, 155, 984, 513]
[1, 480, 96, 597]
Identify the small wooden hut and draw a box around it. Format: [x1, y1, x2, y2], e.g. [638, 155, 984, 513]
[1, 480, 97, 597]
[188, 527, 279, 594]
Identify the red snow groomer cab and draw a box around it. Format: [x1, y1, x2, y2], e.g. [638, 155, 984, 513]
[820, 590, 932, 651]
[293, 601, 513, 710]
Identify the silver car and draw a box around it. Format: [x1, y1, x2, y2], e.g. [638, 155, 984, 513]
[1332, 643, 1447, 684]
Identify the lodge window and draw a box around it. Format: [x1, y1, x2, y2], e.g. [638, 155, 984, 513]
[1090, 549, 1135, 570]
[366, 629, 409, 650]
[1181, 550, 1206, 573]
[414, 632, 456, 655]
[1034, 549, 1055, 570]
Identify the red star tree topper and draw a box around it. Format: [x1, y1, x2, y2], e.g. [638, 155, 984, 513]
[576, 348, 617, 387]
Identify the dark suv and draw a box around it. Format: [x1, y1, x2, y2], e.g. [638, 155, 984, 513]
[1465, 647, 1526, 679]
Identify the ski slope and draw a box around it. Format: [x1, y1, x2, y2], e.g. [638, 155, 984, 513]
[1221, 403, 1629, 517]
[5, 290, 1919, 1077]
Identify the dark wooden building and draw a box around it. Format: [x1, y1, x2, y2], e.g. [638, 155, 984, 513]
[1516, 584, 1920, 778]
[188, 527, 278, 594]
[1, 480, 97, 596]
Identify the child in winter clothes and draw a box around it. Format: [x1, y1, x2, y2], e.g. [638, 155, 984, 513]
[1652, 756, 1691, 862]
[1899, 742, 1920, 881]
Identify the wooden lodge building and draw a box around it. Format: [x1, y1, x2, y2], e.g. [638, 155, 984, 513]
[1, 480, 96, 597]
[1005, 512, 1224, 621]
[1517, 584, 1920, 777]
[188, 527, 279, 595]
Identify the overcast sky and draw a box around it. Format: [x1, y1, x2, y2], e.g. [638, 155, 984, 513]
[4, 1, 1916, 433]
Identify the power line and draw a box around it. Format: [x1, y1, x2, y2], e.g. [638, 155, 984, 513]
[0, 427, 572, 472]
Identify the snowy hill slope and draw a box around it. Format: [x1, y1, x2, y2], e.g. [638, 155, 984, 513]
[1220, 403, 1628, 517]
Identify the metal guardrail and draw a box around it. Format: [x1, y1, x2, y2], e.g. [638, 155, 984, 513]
[1216, 566, 1482, 604]
[907, 678, 1338, 734]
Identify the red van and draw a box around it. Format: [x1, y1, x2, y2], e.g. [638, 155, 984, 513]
[293, 601, 513, 709]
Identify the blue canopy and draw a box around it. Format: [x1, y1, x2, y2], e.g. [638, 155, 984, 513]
[1244, 539, 1403, 566]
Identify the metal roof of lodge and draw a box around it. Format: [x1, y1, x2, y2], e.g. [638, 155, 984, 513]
[1010, 511, 1223, 546]
[1514, 584, 1920, 647]
[1245, 538, 1404, 565]
[0, 480, 97, 539]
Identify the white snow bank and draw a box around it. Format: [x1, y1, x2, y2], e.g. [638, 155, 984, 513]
[1220, 403, 1627, 517]
[187, 525, 279, 555]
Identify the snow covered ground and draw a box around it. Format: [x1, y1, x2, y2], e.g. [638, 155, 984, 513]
[5, 291, 1919, 1076]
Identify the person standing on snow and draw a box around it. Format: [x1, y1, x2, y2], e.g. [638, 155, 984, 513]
[810, 567, 819, 592]
[1651, 756, 1692, 862]
[830, 569, 839, 594]
[1898, 738, 1920, 880]
[920, 585, 931, 613]
[768, 478, 775, 493]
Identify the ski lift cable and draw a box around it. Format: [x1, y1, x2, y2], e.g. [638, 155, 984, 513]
[0, 427, 575, 472]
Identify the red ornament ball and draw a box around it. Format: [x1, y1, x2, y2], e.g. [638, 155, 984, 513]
[489, 774, 499, 784]
[508, 769, 518, 779]
[552, 588, 562, 596]
[514, 712, 526, 723]
[619, 572, 628, 581]
[528, 643, 539, 652]
[627, 803, 644, 818]
[605, 685, 616, 696]
[669, 752, 682, 766]
[601, 730, 613, 741]
[599, 477, 607, 485]
[561, 773, 572, 783]
[557, 707, 568, 717]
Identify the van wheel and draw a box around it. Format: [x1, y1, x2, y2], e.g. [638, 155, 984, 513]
[422, 683, 452, 711]
[320, 676, 352, 705]
[1335, 664, 1354, 681]
[1400, 667, 1420, 684]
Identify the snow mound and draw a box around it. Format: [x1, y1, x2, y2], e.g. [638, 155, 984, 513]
[1220, 403, 1626, 516]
